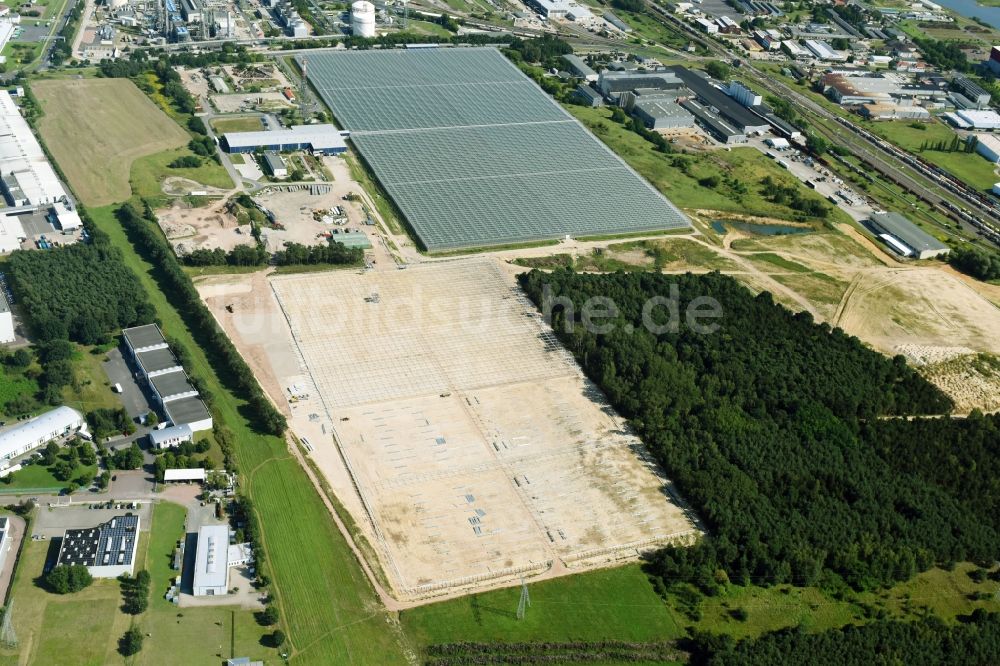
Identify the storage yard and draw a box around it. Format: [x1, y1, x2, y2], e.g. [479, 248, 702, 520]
[303, 48, 690, 251]
[207, 259, 698, 599]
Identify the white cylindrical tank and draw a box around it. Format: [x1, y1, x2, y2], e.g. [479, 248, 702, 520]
[351, 0, 376, 38]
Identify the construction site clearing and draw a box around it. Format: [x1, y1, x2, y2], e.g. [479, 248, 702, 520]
[199, 259, 700, 602]
[159, 156, 374, 256]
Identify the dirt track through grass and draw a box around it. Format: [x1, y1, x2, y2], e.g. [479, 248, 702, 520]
[33, 78, 189, 206]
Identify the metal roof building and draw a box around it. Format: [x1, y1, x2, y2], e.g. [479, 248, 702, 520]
[193, 524, 231, 595]
[164, 467, 207, 482]
[149, 423, 194, 449]
[0, 92, 72, 208]
[0, 406, 86, 465]
[123, 324, 168, 354]
[221, 125, 349, 155]
[562, 54, 598, 82]
[867, 212, 950, 259]
[633, 97, 695, 130]
[303, 48, 690, 251]
[56, 514, 139, 578]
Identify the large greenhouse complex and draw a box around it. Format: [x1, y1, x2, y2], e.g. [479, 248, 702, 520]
[301, 48, 689, 251]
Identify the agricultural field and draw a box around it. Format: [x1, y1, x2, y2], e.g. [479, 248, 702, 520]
[32, 79, 190, 206]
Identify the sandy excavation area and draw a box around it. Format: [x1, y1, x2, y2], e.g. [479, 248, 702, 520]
[254, 259, 700, 599]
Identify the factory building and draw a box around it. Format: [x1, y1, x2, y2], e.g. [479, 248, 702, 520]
[193, 524, 249, 596]
[860, 103, 930, 121]
[633, 95, 695, 129]
[56, 514, 139, 578]
[0, 92, 73, 209]
[350, 0, 375, 37]
[951, 75, 990, 107]
[149, 423, 194, 450]
[573, 84, 603, 107]
[726, 80, 762, 108]
[526, 0, 592, 20]
[975, 133, 1000, 165]
[123, 324, 213, 433]
[680, 98, 747, 144]
[562, 54, 598, 82]
[0, 406, 87, 467]
[603, 11, 631, 32]
[0, 291, 13, 344]
[263, 152, 288, 179]
[804, 39, 846, 61]
[943, 109, 1000, 130]
[221, 125, 349, 155]
[867, 212, 950, 259]
[668, 67, 772, 134]
[596, 71, 684, 103]
[164, 468, 207, 482]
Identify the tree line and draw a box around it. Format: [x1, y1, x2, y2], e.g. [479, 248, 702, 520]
[517, 270, 1000, 595]
[688, 610, 1000, 665]
[115, 202, 286, 436]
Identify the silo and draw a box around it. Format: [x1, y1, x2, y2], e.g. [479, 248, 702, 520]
[351, 0, 376, 38]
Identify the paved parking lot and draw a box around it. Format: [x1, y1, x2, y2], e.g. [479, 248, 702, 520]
[32, 502, 152, 538]
[102, 347, 152, 420]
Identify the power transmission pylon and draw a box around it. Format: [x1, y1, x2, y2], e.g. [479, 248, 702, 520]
[516, 578, 530, 620]
[1, 599, 17, 649]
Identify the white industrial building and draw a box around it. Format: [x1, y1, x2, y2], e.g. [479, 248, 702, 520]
[727, 81, 762, 108]
[868, 211, 950, 260]
[0, 92, 72, 209]
[221, 125, 349, 155]
[164, 467, 207, 482]
[193, 524, 231, 595]
[149, 423, 194, 449]
[56, 514, 139, 578]
[944, 109, 1000, 130]
[527, 0, 592, 20]
[804, 40, 846, 61]
[0, 406, 87, 466]
[350, 0, 375, 37]
[975, 133, 1000, 164]
[0, 291, 13, 344]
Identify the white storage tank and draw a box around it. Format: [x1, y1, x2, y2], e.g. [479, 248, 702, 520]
[351, 0, 376, 38]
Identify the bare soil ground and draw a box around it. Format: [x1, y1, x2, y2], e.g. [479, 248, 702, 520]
[157, 197, 252, 254]
[205, 259, 699, 601]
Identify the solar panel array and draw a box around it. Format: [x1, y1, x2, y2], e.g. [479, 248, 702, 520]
[303, 48, 690, 250]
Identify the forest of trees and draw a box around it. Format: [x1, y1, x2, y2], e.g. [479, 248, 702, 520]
[6, 238, 155, 345]
[115, 202, 286, 436]
[518, 270, 1000, 594]
[913, 37, 971, 72]
[688, 610, 1000, 665]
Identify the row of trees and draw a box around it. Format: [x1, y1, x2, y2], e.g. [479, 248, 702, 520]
[689, 610, 1000, 665]
[116, 202, 286, 436]
[273, 240, 363, 266]
[182, 245, 269, 268]
[6, 242, 155, 345]
[517, 270, 1000, 594]
[119, 570, 151, 615]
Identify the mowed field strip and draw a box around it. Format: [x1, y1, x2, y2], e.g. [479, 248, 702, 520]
[270, 259, 699, 599]
[33, 78, 189, 206]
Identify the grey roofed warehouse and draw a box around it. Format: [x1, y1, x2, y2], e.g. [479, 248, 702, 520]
[867, 212, 950, 260]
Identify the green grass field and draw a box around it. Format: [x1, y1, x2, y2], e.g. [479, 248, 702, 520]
[210, 116, 265, 134]
[33, 79, 191, 207]
[402, 565, 684, 647]
[86, 203, 409, 665]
